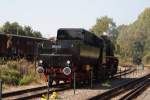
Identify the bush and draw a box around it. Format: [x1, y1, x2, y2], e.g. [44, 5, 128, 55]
[101, 80, 111, 87]
[0, 67, 21, 85]
[0, 57, 6, 65]
[7, 61, 18, 69]
[0, 60, 43, 86]
[19, 75, 34, 85]
[0, 60, 20, 85]
[143, 53, 150, 64]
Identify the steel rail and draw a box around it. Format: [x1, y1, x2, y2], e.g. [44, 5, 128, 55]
[2, 83, 70, 100]
[113, 68, 136, 78]
[119, 77, 150, 100]
[88, 73, 150, 100]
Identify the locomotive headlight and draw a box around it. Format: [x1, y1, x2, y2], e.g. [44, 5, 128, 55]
[36, 66, 44, 73]
[36, 60, 44, 73]
[67, 60, 70, 65]
[63, 67, 71, 75]
[66, 60, 71, 67]
[39, 60, 43, 64]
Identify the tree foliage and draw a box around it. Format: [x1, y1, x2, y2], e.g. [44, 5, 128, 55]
[90, 16, 119, 52]
[90, 16, 116, 36]
[117, 8, 150, 64]
[0, 22, 42, 37]
[90, 8, 150, 64]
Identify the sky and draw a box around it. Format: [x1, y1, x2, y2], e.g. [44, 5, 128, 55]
[0, 0, 150, 38]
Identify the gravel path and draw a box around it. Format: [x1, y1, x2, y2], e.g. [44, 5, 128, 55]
[136, 87, 150, 100]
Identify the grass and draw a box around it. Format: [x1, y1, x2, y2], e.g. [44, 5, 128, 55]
[143, 53, 150, 65]
[19, 75, 34, 85]
[2, 84, 8, 90]
[0, 59, 44, 87]
[0, 61, 21, 85]
[0, 57, 7, 65]
[101, 80, 111, 87]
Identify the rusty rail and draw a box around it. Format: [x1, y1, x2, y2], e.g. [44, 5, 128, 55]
[2, 83, 69, 100]
[88, 73, 150, 100]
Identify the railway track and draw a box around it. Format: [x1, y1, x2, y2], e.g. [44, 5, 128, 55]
[114, 67, 135, 78]
[2, 83, 70, 100]
[88, 73, 150, 100]
[119, 76, 150, 100]
[1, 67, 134, 100]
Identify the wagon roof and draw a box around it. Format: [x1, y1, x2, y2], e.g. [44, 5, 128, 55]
[0, 32, 48, 41]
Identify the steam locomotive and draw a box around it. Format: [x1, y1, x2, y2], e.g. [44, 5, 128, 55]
[37, 28, 118, 85]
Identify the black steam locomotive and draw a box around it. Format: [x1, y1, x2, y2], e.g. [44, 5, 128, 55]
[37, 28, 118, 84]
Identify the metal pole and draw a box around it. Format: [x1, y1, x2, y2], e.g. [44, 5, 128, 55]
[91, 70, 93, 88]
[47, 75, 50, 100]
[120, 68, 121, 79]
[133, 67, 135, 77]
[34, 57, 36, 74]
[125, 67, 126, 78]
[0, 80, 2, 100]
[73, 72, 76, 95]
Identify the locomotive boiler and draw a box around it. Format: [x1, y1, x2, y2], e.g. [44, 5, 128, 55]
[37, 28, 118, 85]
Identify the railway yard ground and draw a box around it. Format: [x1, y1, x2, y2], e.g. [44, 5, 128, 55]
[2, 65, 149, 100]
[136, 86, 150, 100]
[46, 67, 149, 100]
[1, 65, 132, 93]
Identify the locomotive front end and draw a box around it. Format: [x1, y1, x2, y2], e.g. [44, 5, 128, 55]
[37, 40, 77, 84]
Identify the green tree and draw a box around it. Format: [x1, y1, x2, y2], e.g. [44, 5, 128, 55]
[1, 21, 42, 37]
[24, 26, 33, 36]
[117, 8, 150, 63]
[90, 16, 116, 36]
[90, 16, 119, 55]
[0, 26, 2, 32]
[2, 21, 11, 33]
[32, 31, 42, 37]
